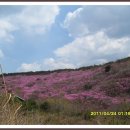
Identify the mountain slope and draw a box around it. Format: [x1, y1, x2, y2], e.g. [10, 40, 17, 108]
[1, 57, 130, 109]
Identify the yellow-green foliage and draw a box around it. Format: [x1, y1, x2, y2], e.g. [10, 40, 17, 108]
[0, 95, 93, 125]
[0, 93, 22, 124]
[0, 94, 130, 125]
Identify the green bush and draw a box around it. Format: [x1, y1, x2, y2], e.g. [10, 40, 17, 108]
[39, 101, 50, 112]
[22, 99, 38, 111]
[84, 84, 92, 90]
[105, 65, 111, 72]
[83, 110, 93, 120]
[39, 98, 82, 117]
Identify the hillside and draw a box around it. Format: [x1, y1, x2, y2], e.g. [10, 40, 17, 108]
[0, 57, 130, 124]
[0, 57, 130, 108]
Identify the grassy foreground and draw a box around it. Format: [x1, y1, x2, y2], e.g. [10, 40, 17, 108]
[1, 93, 130, 125]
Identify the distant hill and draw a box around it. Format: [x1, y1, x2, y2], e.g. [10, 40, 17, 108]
[0, 56, 130, 109]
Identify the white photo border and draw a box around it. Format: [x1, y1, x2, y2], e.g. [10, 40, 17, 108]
[0, 1, 130, 128]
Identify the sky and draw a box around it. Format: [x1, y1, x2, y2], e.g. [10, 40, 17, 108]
[0, 5, 130, 73]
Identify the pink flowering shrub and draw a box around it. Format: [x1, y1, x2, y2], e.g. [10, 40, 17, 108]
[1, 57, 130, 110]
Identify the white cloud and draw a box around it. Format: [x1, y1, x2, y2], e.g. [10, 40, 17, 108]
[17, 31, 130, 72]
[16, 5, 59, 34]
[0, 49, 4, 59]
[43, 58, 75, 70]
[17, 58, 75, 72]
[17, 63, 41, 72]
[16, 6, 130, 72]
[0, 5, 60, 42]
[54, 31, 130, 67]
[63, 7, 89, 37]
[63, 6, 130, 38]
[58, 6, 130, 69]
[0, 20, 16, 42]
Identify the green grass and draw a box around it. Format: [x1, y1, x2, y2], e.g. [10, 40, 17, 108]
[1, 93, 130, 125]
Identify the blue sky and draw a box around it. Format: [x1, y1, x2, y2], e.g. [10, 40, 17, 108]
[0, 5, 130, 73]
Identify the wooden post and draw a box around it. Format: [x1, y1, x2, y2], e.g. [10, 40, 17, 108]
[0, 64, 8, 96]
